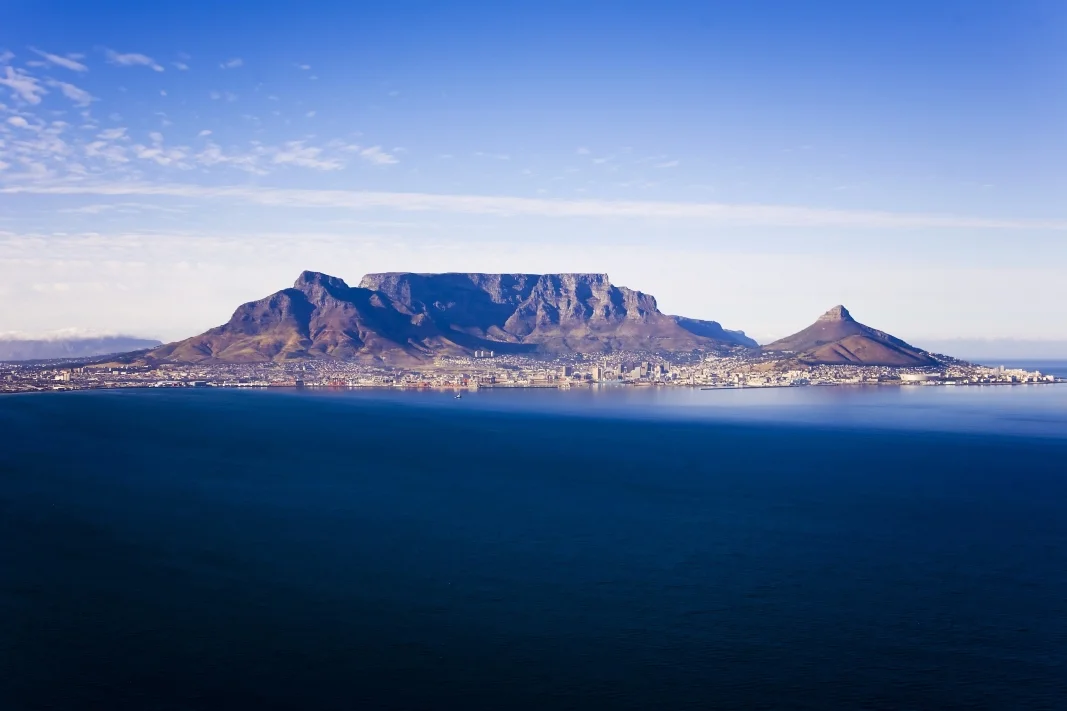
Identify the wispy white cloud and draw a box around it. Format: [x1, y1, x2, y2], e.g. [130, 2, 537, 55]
[119, 131, 192, 168]
[474, 151, 511, 160]
[97, 127, 128, 140]
[8, 183, 1066, 231]
[0, 50, 14, 64]
[104, 49, 164, 72]
[58, 202, 186, 215]
[0, 119, 73, 179]
[270, 141, 343, 171]
[30, 48, 88, 72]
[220, 57, 243, 69]
[133, 144, 189, 167]
[0, 116, 391, 180]
[655, 160, 680, 169]
[16, 159, 50, 178]
[193, 141, 264, 173]
[57, 203, 122, 215]
[46, 79, 95, 107]
[209, 91, 237, 102]
[172, 61, 189, 71]
[297, 64, 311, 70]
[305, 110, 316, 118]
[84, 141, 129, 164]
[576, 147, 591, 155]
[358, 146, 398, 165]
[0, 66, 47, 104]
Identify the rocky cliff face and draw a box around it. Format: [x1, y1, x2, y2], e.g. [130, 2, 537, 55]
[146, 271, 755, 363]
[763, 305, 938, 366]
[358, 272, 753, 352]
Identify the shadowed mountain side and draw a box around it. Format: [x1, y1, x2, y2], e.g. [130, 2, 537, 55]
[673, 316, 757, 348]
[146, 274, 451, 365]
[144, 271, 753, 363]
[763, 305, 938, 366]
[360, 272, 757, 352]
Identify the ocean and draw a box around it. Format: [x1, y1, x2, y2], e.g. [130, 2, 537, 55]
[2, 383, 1066, 710]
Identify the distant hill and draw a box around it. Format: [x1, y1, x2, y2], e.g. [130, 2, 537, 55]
[0, 336, 162, 362]
[763, 305, 938, 367]
[145, 271, 756, 364]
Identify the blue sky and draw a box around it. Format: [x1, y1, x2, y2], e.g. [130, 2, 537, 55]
[1, 0, 1065, 349]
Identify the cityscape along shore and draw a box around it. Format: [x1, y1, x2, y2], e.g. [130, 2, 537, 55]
[2, 350, 1060, 394]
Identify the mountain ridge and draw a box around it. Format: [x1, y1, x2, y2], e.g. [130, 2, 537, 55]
[144, 271, 756, 364]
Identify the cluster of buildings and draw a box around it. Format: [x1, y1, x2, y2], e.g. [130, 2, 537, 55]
[0, 351, 1060, 394]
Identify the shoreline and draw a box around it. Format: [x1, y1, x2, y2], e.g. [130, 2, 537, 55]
[3, 379, 1064, 396]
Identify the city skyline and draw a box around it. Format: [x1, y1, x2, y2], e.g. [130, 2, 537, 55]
[2, 1, 1066, 351]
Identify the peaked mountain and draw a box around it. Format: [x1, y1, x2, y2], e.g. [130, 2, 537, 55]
[145, 271, 755, 364]
[763, 305, 938, 366]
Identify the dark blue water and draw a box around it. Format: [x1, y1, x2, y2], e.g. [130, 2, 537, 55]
[2, 388, 1066, 710]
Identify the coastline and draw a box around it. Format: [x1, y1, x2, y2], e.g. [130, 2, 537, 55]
[3, 378, 1064, 396]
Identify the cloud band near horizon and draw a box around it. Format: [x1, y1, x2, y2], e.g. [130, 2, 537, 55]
[3, 183, 1065, 230]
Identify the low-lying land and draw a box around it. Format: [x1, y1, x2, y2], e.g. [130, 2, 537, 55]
[2, 350, 1059, 394]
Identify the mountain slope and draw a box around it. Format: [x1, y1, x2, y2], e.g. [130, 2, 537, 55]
[763, 305, 938, 366]
[145, 271, 754, 363]
[146, 272, 449, 365]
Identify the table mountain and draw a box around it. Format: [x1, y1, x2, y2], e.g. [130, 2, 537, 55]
[763, 305, 938, 366]
[145, 271, 755, 364]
